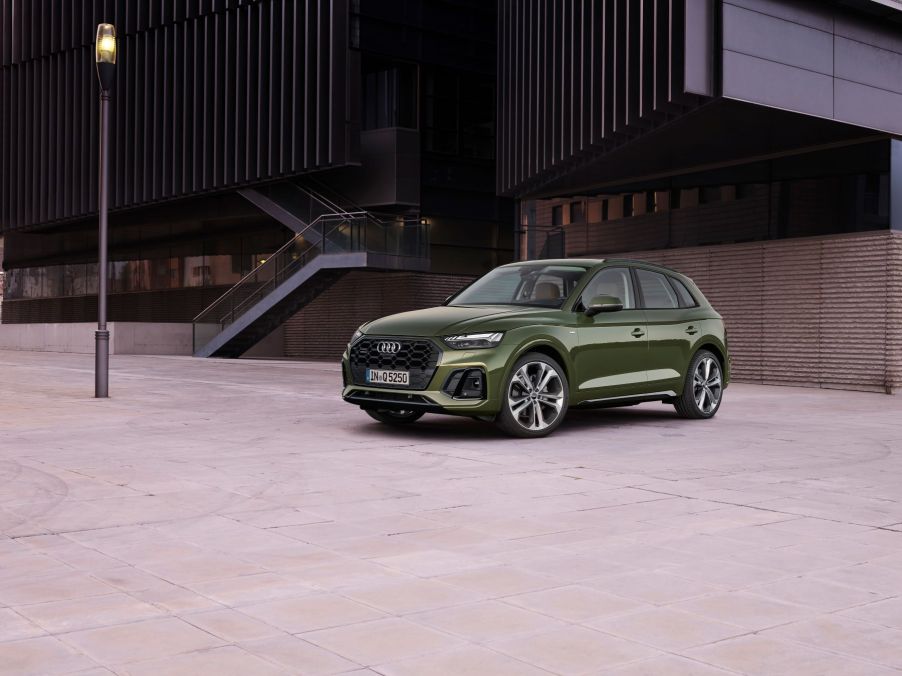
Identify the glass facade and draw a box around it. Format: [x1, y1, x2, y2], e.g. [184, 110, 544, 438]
[3, 215, 289, 302]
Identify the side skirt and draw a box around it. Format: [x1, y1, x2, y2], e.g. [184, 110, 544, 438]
[573, 391, 677, 410]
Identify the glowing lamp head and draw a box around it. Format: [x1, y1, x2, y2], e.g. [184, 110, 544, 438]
[95, 24, 117, 64]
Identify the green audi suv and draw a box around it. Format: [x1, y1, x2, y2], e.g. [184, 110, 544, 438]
[342, 259, 729, 437]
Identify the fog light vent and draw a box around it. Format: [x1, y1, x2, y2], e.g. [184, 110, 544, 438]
[442, 368, 486, 400]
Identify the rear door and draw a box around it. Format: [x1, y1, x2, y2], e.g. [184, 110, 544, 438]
[633, 267, 696, 395]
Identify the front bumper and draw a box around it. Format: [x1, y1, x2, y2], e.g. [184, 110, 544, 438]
[342, 340, 516, 416]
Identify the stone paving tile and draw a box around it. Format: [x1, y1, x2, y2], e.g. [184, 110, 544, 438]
[744, 575, 886, 611]
[59, 617, 225, 665]
[411, 600, 566, 641]
[503, 584, 646, 622]
[180, 608, 287, 642]
[240, 635, 360, 675]
[241, 594, 385, 634]
[0, 636, 99, 676]
[3, 352, 902, 675]
[491, 625, 659, 674]
[435, 565, 560, 597]
[0, 570, 118, 606]
[119, 645, 288, 675]
[301, 617, 464, 666]
[585, 570, 723, 605]
[674, 591, 814, 630]
[376, 645, 554, 676]
[14, 592, 165, 634]
[838, 596, 902, 628]
[764, 615, 902, 669]
[587, 606, 748, 651]
[686, 634, 899, 676]
[0, 608, 46, 641]
[604, 654, 737, 675]
[341, 577, 484, 615]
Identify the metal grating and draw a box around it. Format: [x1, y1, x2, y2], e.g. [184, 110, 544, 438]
[497, 0, 710, 197]
[0, 0, 351, 232]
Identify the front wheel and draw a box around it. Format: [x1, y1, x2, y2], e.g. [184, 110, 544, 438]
[495, 352, 569, 438]
[365, 409, 424, 425]
[674, 350, 724, 419]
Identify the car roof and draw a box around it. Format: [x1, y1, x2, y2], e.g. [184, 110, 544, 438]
[502, 258, 683, 275]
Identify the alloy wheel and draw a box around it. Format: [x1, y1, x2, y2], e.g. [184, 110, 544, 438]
[693, 356, 722, 414]
[507, 361, 565, 431]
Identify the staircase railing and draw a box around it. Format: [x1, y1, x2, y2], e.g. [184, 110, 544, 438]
[192, 212, 429, 353]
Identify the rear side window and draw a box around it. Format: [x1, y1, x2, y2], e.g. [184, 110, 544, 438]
[669, 277, 698, 308]
[636, 269, 679, 309]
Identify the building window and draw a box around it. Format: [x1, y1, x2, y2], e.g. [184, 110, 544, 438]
[602, 199, 609, 221]
[363, 63, 417, 130]
[551, 205, 564, 226]
[700, 186, 721, 205]
[571, 201, 585, 223]
[646, 192, 656, 214]
[424, 69, 495, 159]
[623, 194, 634, 218]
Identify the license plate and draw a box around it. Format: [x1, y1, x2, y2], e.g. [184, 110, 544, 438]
[366, 368, 409, 386]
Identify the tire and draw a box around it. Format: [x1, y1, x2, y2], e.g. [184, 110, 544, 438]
[495, 352, 569, 438]
[674, 349, 724, 419]
[365, 409, 425, 425]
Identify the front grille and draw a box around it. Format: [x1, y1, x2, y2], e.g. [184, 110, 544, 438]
[348, 337, 441, 390]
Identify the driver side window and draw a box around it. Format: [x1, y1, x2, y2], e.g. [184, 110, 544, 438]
[580, 267, 635, 309]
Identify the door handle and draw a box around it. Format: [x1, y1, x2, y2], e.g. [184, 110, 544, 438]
[686, 326, 698, 335]
[631, 328, 646, 338]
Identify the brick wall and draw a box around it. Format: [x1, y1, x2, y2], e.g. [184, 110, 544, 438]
[602, 231, 902, 393]
[283, 271, 475, 361]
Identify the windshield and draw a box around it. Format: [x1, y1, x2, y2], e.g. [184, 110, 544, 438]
[449, 264, 589, 308]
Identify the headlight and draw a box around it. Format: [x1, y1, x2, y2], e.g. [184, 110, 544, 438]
[349, 328, 364, 346]
[443, 332, 504, 349]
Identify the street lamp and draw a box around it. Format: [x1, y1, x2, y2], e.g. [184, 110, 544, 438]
[94, 23, 116, 398]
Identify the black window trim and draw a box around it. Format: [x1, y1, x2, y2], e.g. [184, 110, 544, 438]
[667, 275, 699, 308]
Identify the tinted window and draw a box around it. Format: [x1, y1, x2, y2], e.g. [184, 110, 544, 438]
[636, 269, 679, 309]
[670, 277, 698, 307]
[580, 267, 635, 309]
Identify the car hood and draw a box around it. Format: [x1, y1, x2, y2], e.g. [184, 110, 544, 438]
[362, 305, 556, 337]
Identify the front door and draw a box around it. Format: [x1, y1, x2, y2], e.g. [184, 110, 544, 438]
[572, 266, 649, 401]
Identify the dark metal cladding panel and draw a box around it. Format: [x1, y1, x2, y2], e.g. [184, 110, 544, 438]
[0, 0, 351, 232]
[497, 0, 706, 197]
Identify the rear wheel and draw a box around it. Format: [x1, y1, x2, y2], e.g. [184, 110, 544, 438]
[496, 352, 569, 438]
[674, 350, 723, 419]
[365, 409, 424, 425]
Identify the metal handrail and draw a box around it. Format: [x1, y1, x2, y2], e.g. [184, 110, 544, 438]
[192, 211, 430, 354]
[193, 211, 367, 324]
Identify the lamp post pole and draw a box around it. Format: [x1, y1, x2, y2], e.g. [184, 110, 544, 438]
[94, 23, 116, 398]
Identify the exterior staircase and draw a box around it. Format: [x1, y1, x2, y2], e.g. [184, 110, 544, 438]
[192, 183, 429, 358]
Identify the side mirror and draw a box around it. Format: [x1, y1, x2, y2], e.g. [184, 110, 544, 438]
[585, 295, 624, 317]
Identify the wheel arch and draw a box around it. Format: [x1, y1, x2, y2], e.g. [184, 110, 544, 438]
[511, 340, 571, 386]
[695, 340, 729, 383]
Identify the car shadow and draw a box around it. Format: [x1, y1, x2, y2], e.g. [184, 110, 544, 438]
[355, 404, 683, 442]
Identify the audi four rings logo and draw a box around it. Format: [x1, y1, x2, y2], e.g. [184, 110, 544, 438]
[377, 341, 402, 354]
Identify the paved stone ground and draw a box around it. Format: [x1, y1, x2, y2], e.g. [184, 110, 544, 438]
[1, 350, 902, 675]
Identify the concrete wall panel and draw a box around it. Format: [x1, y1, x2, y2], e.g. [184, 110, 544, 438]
[723, 4, 834, 75]
[722, 50, 834, 118]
